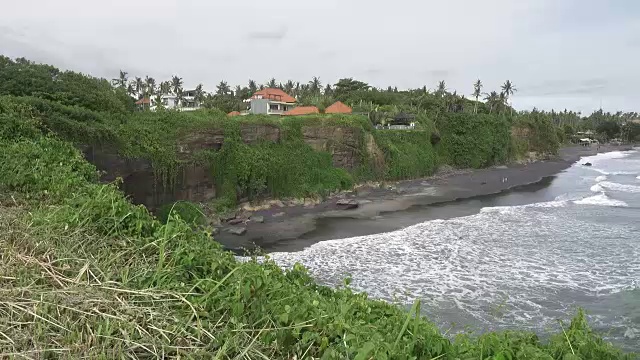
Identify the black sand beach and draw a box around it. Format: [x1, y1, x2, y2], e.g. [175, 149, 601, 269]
[215, 145, 634, 253]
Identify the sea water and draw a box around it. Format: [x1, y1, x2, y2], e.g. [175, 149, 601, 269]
[267, 149, 640, 351]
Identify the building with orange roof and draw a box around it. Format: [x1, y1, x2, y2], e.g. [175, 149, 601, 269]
[283, 106, 319, 116]
[249, 88, 296, 115]
[325, 101, 352, 114]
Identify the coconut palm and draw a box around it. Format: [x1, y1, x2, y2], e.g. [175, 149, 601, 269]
[484, 91, 500, 114]
[498, 92, 507, 114]
[267, 78, 277, 88]
[216, 81, 230, 96]
[436, 80, 447, 97]
[133, 77, 144, 99]
[112, 70, 128, 88]
[171, 75, 183, 95]
[501, 80, 516, 115]
[472, 79, 483, 114]
[283, 80, 294, 94]
[145, 76, 156, 97]
[126, 83, 135, 96]
[309, 76, 322, 94]
[159, 81, 171, 95]
[195, 84, 205, 103]
[248, 79, 257, 94]
[324, 84, 333, 96]
[176, 88, 185, 107]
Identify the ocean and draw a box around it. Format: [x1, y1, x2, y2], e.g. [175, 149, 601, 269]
[267, 149, 640, 351]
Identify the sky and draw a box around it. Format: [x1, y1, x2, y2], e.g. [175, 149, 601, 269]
[1, 0, 639, 114]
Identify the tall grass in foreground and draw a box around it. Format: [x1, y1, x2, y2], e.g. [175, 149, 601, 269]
[0, 98, 636, 358]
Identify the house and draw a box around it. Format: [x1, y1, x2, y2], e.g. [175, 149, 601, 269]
[325, 101, 352, 114]
[284, 106, 320, 116]
[149, 90, 202, 112]
[249, 88, 296, 115]
[135, 97, 151, 110]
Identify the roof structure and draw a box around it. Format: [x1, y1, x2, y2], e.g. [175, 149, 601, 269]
[251, 88, 296, 103]
[284, 106, 319, 116]
[135, 97, 151, 105]
[325, 101, 352, 114]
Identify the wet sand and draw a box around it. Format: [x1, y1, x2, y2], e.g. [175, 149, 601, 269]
[214, 145, 634, 254]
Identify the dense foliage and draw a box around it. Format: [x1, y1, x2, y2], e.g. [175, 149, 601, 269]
[1, 96, 635, 359]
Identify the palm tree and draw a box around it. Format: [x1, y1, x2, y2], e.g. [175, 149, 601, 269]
[267, 78, 277, 88]
[112, 70, 128, 88]
[498, 92, 506, 114]
[195, 83, 205, 104]
[484, 91, 500, 114]
[159, 81, 171, 95]
[324, 84, 333, 96]
[133, 77, 144, 99]
[284, 80, 294, 94]
[248, 79, 257, 94]
[216, 81, 230, 96]
[145, 76, 156, 97]
[501, 80, 516, 115]
[126, 83, 135, 96]
[171, 75, 183, 95]
[472, 79, 483, 114]
[309, 76, 321, 94]
[176, 88, 185, 107]
[436, 80, 447, 97]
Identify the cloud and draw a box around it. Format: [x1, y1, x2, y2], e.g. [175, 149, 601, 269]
[0, 0, 639, 113]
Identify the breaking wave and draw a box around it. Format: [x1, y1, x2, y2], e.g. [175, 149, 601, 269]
[573, 193, 629, 207]
[598, 181, 640, 194]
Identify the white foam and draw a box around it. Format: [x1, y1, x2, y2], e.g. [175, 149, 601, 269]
[595, 175, 608, 182]
[479, 200, 568, 214]
[611, 171, 638, 175]
[581, 150, 635, 165]
[574, 193, 629, 207]
[599, 181, 640, 194]
[637, 176, 640, 180]
[590, 184, 605, 192]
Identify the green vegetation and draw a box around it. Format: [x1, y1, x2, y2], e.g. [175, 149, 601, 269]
[0, 55, 637, 358]
[1, 95, 636, 359]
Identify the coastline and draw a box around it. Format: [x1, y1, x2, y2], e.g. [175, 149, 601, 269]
[214, 144, 635, 254]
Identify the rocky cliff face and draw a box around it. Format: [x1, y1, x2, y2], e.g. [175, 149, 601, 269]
[82, 123, 369, 209]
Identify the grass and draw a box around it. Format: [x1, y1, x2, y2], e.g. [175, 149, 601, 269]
[0, 97, 637, 359]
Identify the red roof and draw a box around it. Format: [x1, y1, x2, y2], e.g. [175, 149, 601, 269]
[227, 111, 241, 117]
[284, 106, 320, 116]
[251, 88, 296, 103]
[325, 101, 352, 114]
[135, 97, 151, 105]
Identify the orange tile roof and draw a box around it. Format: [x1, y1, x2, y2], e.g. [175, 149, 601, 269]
[135, 97, 151, 105]
[251, 88, 296, 103]
[227, 111, 241, 117]
[325, 101, 352, 114]
[283, 106, 319, 116]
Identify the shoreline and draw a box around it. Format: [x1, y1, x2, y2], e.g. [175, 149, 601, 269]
[214, 145, 635, 254]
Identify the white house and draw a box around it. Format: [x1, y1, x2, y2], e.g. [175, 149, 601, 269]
[248, 88, 297, 115]
[146, 89, 202, 112]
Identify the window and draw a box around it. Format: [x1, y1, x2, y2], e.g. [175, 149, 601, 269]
[269, 104, 280, 111]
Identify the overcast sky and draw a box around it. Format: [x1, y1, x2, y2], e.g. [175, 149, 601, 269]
[2, 0, 639, 114]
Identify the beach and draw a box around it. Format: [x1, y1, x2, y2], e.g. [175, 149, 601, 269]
[214, 144, 635, 253]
